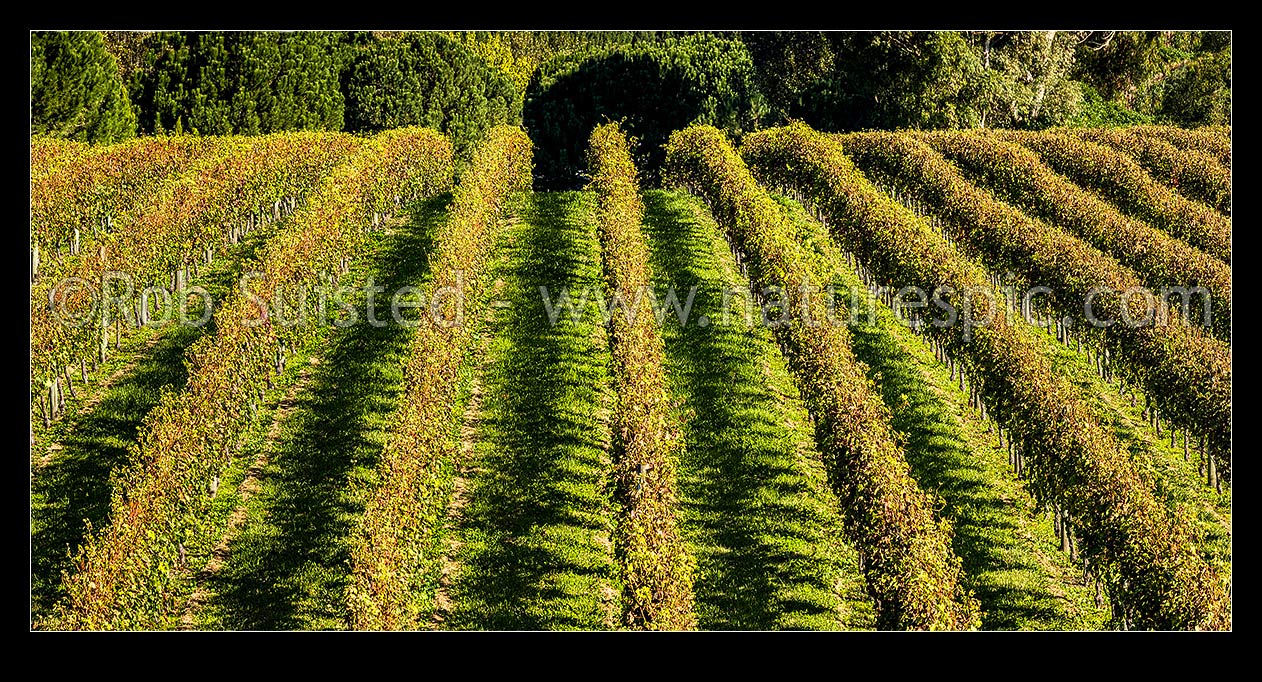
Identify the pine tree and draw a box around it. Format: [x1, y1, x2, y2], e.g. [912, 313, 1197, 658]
[31, 31, 137, 143]
[130, 31, 346, 136]
[343, 32, 517, 158]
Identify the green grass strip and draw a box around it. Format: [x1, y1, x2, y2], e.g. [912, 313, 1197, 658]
[441, 192, 621, 630]
[774, 192, 1110, 630]
[644, 190, 875, 630]
[182, 197, 449, 629]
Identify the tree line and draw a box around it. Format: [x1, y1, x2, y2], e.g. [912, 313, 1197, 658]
[31, 31, 1230, 174]
[31, 31, 522, 154]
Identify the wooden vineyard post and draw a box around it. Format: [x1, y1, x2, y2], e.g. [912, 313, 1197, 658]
[1058, 504, 1070, 554]
[42, 381, 51, 428]
[1198, 434, 1206, 477]
[1207, 438, 1218, 490]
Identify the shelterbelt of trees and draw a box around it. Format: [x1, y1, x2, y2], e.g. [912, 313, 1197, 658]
[33, 31, 1229, 179]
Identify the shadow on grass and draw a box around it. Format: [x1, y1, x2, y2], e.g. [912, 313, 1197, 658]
[200, 196, 449, 630]
[847, 323, 1079, 629]
[1053, 348, 1231, 571]
[30, 326, 198, 617]
[641, 190, 872, 630]
[445, 191, 619, 630]
[29, 219, 282, 621]
[767, 191, 1106, 630]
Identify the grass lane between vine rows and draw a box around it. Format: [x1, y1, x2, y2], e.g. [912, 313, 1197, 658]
[1006, 296, 1232, 577]
[183, 196, 448, 629]
[439, 191, 622, 630]
[774, 193, 1110, 630]
[883, 195, 1231, 580]
[643, 190, 875, 630]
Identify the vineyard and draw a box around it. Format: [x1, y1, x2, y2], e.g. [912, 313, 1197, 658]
[29, 121, 1230, 631]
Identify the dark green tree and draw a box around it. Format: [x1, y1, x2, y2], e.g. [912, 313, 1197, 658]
[751, 31, 1085, 132]
[31, 31, 137, 143]
[1155, 46, 1231, 126]
[130, 31, 346, 136]
[790, 32, 988, 131]
[965, 31, 1083, 128]
[738, 32, 834, 126]
[342, 33, 518, 158]
[189, 33, 231, 135]
[1073, 30, 1231, 127]
[449, 30, 658, 95]
[524, 33, 764, 188]
[1073, 31, 1166, 106]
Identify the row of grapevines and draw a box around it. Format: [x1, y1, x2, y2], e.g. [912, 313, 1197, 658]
[46, 128, 454, 630]
[29, 136, 235, 410]
[839, 132, 1231, 481]
[31, 132, 361, 430]
[742, 122, 1230, 630]
[1068, 128, 1230, 215]
[31, 137, 91, 182]
[664, 125, 980, 631]
[31, 135, 219, 274]
[1132, 125, 1230, 168]
[921, 131, 1231, 343]
[346, 126, 530, 630]
[586, 122, 696, 630]
[992, 130, 1229, 263]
